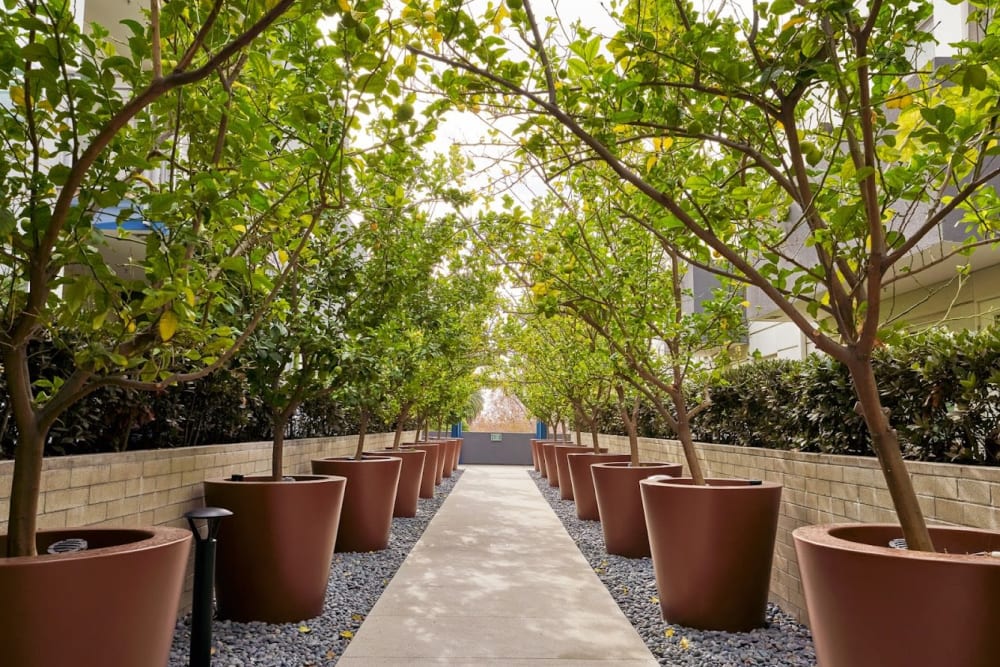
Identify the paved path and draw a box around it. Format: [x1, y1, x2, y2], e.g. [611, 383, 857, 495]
[338, 465, 658, 667]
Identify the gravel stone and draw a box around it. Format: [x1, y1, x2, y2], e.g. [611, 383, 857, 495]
[168, 470, 464, 666]
[528, 469, 817, 667]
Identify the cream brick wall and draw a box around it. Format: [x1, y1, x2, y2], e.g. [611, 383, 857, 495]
[0, 432, 415, 613]
[591, 433, 1000, 625]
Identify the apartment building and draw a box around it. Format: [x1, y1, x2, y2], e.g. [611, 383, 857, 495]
[744, 0, 1000, 359]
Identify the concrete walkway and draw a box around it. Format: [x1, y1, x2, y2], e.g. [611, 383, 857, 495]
[337, 465, 658, 667]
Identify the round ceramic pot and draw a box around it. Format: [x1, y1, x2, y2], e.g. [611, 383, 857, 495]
[0, 526, 191, 667]
[530, 439, 541, 471]
[541, 442, 568, 487]
[410, 441, 447, 485]
[591, 461, 682, 557]
[641, 477, 782, 631]
[535, 439, 567, 478]
[553, 444, 597, 500]
[440, 439, 457, 478]
[794, 523, 1000, 667]
[205, 474, 346, 622]
[402, 443, 439, 498]
[312, 456, 402, 552]
[567, 452, 631, 520]
[376, 449, 426, 517]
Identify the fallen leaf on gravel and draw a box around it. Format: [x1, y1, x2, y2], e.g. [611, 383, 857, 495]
[340, 630, 354, 640]
[649, 596, 659, 604]
[298, 625, 311, 634]
[665, 628, 675, 638]
[680, 637, 690, 650]
[351, 613, 364, 622]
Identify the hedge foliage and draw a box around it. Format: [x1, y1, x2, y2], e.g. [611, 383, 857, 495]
[0, 345, 396, 459]
[594, 327, 1000, 466]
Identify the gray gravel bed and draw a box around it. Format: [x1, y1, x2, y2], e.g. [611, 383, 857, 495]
[168, 470, 464, 666]
[529, 470, 816, 667]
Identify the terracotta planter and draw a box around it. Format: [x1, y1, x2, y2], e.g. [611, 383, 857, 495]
[530, 438, 541, 471]
[534, 439, 565, 478]
[376, 449, 426, 517]
[451, 438, 463, 470]
[312, 455, 402, 552]
[591, 461, 682, 557]
[205, 474, 346, 622]
[0, 526, 191, 667]
[402, 443, 438, 498]
[441, 439, 456, 478]
[794, 523, 1000, 667]
[567, 452, 631, 520]
[553, 444, 597, 500]
[541, 442, 565, 487]
[640, 477, 782, 631]
[410, 440, 447, 485]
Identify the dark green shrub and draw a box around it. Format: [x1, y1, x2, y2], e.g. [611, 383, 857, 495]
[599, 327, 1000, 466]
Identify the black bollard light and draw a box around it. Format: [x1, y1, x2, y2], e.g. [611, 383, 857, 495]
[185, 507, 233, 667]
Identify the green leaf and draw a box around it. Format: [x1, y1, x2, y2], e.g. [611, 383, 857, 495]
[611, 110, 641, 123]
[356, 71, 386, 94]
[964, 65, 988, 91]
[770, 0, 796, 15]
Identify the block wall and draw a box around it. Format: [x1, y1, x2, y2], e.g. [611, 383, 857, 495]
[0, 432, 415, 612]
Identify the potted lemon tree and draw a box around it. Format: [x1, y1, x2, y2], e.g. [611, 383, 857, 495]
[0, 1, 334, 663]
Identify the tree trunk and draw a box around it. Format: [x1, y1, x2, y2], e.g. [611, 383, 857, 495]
[4, 346, 45, 557]
[271, 411, 288, 481]
[392, 403, 411, 450]
[616, 385, 640, 466]
[847, 356, 934, 552]
[668, 391, 706, 485]
[354, 409, 369, 460]
[588, 407, 601, 452]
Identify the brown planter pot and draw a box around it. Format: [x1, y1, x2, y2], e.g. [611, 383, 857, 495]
[553, 444, 598, 500]
[451, 438, 463, 470]
[591, 461, 682, 557]
[794, 523, 1000, 667]
[376, 449, 426, 517]
[441, 439, 456, 478]
[541, 442, 565, 487]
[410, 440, 447, 485]
[0, 526, 191, 667]
[530, 438, 541, 471]
[567, 452, 631, 520]
[402, 443, 438, 498]
[205, 474, 346, 622]
[312, 456, 402, 552]
[641, 477, 782, 631]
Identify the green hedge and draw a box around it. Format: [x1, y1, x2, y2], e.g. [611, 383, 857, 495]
[0, 345, 396, 459]
[593, 327, 1000, 466]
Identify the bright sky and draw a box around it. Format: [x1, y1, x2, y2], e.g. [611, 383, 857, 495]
[418, 0, 619, 209]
